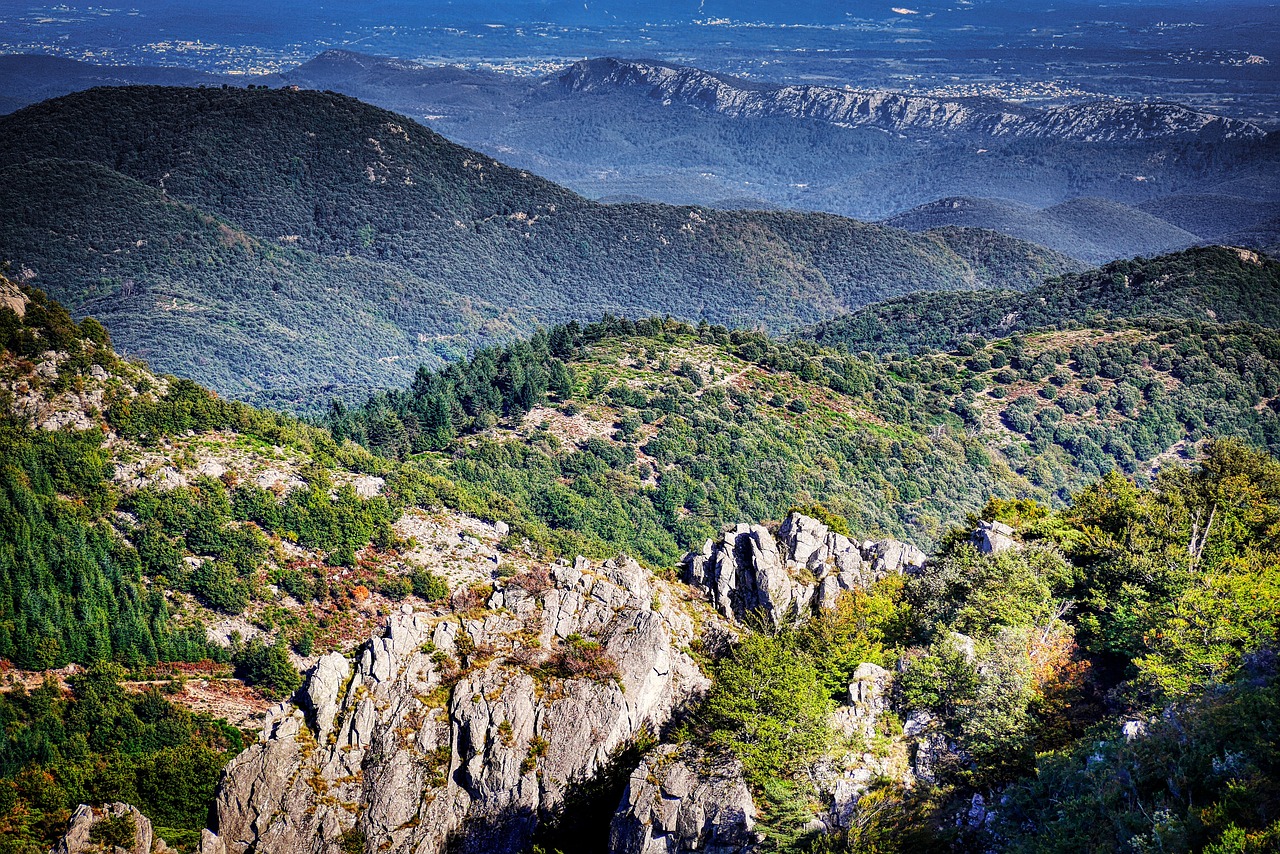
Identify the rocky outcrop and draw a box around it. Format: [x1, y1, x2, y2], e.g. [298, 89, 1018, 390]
[609, 744, 758, 854]
[831, 663, 892, 742]
[972, 521, 1019, 555]
[53, 803, 155, 854]
[204, 556, 706, 854]
[683, 513, 925, 625]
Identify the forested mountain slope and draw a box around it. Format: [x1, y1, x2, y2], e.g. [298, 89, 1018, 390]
[327, 298, 1280, 558]
[883, 196, 1206, 266]
[803, 246, 1280, 354]
[3, 52, 1276, 265]
[3, 280, 1278, 854]
[0, 86, 1077, 410]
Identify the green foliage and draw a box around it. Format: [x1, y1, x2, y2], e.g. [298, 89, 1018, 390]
[0, 87, 1076, 410]
[907, 543, 1075, 639]
[805, 247, 1280, 354]
[701, 632, 833, 782]
[1060, 440, 1280, 687]
[1135, 559, 1280, 697]
[231, 637, 303, 700]
[89, 813, 136, 850]
[995, 668, 1280, 854]
[338, 827, 366, 854]
[0, 424, 215, 669]
[410, 570, 450, 603]
[795, 579, 904, 699]
[328, 302, 1280, 566]
[189, 562, 251, 615]
[0, 665, 241, 853]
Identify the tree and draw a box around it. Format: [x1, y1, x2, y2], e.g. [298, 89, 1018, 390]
[232, 637, 302, 699]
[702, 632, 832, 780]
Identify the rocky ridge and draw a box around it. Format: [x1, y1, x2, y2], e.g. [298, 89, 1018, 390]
[201, 555, 708, 854]
[556, 58, 1266, 143]
[683, 512, 927, 626]
[51, 513, 994, 854]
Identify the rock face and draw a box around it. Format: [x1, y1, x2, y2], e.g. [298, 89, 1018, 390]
[683, 513, 926, 625]
[832, 663, 892, 742]
[204, 556, 706, 854]
[53, 803, 154, 854]
[972, 520, 1019, 555]
[609, 744, 758, 854]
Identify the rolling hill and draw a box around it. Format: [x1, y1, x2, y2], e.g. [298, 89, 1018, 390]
[883, 196, 1205, 265]
[0, 85, 1078, 409]
[801, 246, 1280, 354]
[3, 51, 1277, 261]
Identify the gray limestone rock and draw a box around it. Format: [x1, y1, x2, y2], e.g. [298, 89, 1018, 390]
[206, 556, 706, 854]
[609, 744, 758, 854]
[53, 803, 154, 854]
[835, 663, 892, 741]
[684, 513, 925, 624]
[972, 520, 1020, 555]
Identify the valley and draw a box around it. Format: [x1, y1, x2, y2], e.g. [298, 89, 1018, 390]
[0, 85, 1076, 410]
[1, 4, 1279, 853]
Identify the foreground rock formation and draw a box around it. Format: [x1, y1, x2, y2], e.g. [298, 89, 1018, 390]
[683, 512, 927, 625]
[202, 556, 706, 854]
[62, 513, 958, 854]
[609, 744, 758, 854]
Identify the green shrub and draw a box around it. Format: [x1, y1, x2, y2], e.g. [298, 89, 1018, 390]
[411, 570, 450, 602]
[232, 637, 303, 699]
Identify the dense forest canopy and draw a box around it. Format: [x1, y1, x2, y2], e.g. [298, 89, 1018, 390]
[0, 85, 1078, 409]
[802, 246, 1280, 354]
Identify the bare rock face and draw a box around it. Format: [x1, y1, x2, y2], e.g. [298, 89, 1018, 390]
[684, 513, 925, 625]
[205, 556, 706, 854]
[971, 521, 1019, 555]
[832, 663, 892, 742]
[609, 744, 758, 854]
[903, 711, 953, 784]
[53, 803, 153, 854]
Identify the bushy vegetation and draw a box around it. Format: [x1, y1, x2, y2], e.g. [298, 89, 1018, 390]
[804, 247, 1280, 354]
[684, 440, 1280, 853]
[328, 300, 1280, 563]
[0, 287, 424, 670]
[0, 664, 243, 854]
[230, 637, 303, 699]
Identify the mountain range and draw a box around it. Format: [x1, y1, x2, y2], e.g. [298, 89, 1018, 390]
[3, 51, 1280, 854]
[0, 85, 1076, 409]
[1, 51, 1276, 264]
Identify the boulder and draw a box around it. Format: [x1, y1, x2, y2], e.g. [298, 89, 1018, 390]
[972, 520, 1019, 555]
[684, 523, 798, 627]
[53, 803, 153, 854]
[610, 744, 758, 854]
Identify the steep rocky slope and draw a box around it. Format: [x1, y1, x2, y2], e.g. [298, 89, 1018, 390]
[206, 556, 707, 854]
[193, 510, 938, 854]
